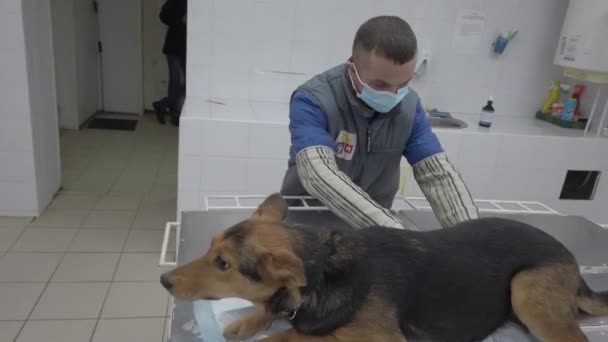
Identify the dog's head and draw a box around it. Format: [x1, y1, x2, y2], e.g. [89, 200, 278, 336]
[160, 193, 306, 307]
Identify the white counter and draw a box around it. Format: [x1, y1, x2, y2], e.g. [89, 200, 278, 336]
[441, 113, 588, 138]
[183, 97, 602, 139]
[178, 97, 608, 225]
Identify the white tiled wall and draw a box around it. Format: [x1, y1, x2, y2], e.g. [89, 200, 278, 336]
[179, 114, 608, 224]
[178, 0, 608, 225]
[50, 0, 78, 129]
[51, 0, 101, 129]
[0, 0, 61, 216]
[0, 2, 37, 216]
[407, 132, 608, 224]
[186, 0, 569, 116]
[22, 0, 62, 211]
[178, 119, 290, 204]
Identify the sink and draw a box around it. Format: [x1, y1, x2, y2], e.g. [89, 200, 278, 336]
[427, 115, 468, 129]
[428, 116, 468, 128]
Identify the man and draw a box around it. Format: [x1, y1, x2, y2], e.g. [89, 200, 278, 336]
[280, 16, 538, 341]
[153, 0, 187, 126]
[281, 16, 478, 230]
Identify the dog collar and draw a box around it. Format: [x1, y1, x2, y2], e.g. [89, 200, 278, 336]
[269, 290, 306, 321]
[282, 309, 298, 321]
[281, 298, 305, 321]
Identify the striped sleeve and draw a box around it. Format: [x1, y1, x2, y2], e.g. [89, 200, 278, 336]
[296, 146, 404, 229]
[413, 153, 479, 228]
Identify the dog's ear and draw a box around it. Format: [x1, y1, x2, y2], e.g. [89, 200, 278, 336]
[323, 230, 357, 274]
[257, 249, 306, 288]
[251, 193, 288, 222]
[259, 250, 305, 314]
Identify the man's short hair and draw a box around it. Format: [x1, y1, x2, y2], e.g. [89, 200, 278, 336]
[353, 16, 417, 65]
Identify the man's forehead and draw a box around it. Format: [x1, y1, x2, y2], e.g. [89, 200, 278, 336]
[360, 51, 416, 85]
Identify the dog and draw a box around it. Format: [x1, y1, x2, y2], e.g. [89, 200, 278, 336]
[161, 193, 608, 342]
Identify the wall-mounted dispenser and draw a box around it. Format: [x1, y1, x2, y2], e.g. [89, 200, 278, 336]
[554, 0, 608, 136]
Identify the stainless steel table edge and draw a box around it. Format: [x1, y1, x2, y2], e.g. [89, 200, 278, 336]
[162, 209, 608, 341]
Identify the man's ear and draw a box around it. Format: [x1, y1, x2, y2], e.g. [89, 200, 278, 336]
[256, 249, 306, 288]
[251, 193, 288, 222]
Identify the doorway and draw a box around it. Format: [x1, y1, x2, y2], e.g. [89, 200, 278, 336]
[51, 0, 169, 126]
[97, 0, 167, 114]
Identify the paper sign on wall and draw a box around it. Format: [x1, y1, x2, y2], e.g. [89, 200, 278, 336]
[452, 9, 486, 53]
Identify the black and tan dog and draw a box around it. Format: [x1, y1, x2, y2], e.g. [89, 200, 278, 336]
[161, 193, 608, 342]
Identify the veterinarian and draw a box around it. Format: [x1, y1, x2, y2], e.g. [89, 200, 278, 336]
[281, 16, 536, 341]
[281, 16, 478, 230]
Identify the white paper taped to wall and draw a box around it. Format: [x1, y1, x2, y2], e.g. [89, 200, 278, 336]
[452, 9, 486, 53]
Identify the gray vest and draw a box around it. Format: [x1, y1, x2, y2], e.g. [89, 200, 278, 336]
[280, 64, 419, 209]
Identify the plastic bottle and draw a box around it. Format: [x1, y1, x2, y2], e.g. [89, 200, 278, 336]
[479, 97, 495, 128]
[571, 84, 586, 120]
[562, 98, 577, 121]
[541, 81, 561, 114]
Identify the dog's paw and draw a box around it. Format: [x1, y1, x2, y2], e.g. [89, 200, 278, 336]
[223, 319, 258, 341]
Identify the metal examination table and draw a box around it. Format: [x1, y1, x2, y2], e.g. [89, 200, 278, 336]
[161, 197, 608, 341]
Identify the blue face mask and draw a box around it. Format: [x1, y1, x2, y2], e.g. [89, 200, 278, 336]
[350, 64, 410, 113]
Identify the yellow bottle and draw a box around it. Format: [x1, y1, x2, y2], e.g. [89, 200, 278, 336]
[541, 81, 561, 114]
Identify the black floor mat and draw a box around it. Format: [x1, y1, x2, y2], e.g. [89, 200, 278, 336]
[88, 118, 138, 131]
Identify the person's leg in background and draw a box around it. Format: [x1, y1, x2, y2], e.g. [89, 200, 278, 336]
[169, 55, 186, 126]
[153, 54, 182, 124]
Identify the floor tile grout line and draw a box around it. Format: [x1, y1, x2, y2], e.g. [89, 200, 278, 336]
[1, 321, 25, 342]
[1, 316, 167, 322]
[47, 192, 103, 212]
[11, 207, 90, 342]
[100, 153, 139, 198]
[0, 280, 163, 284]
[7, 227, 81, 254]
[11, 252, 69, 342]
[27, 207, 91, 230]
[4, 117, 177, 341]
[89, 208, 139, 342]
[0, 250, 165, 256]
[161, 291, 171, 342]
[1, 226, 30, 260]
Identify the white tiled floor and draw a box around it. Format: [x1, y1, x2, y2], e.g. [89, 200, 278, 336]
[0, 115, 177, 342]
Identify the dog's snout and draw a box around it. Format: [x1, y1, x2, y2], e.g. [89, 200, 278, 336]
[160, 273, 173, 290]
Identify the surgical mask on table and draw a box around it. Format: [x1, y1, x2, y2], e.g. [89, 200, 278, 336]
[192, 299, 540, 342]
[349, 64, 410, 113]
[193, 298, 291, 341]
[481, 322, 540, 342]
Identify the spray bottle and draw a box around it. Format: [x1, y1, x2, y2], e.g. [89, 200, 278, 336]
[541, 81, 561, 114]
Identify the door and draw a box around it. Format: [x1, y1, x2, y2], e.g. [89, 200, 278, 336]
[143, 0, 168, 111]
[74, 0, 101, 124]
[97, 0, 143, 114]
[51, 0, 101, 128]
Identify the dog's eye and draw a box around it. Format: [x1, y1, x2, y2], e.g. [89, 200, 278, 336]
[214, 256, 230, 271]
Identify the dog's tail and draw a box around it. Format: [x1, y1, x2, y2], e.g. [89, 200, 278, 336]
[578, 278, 608, 316]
